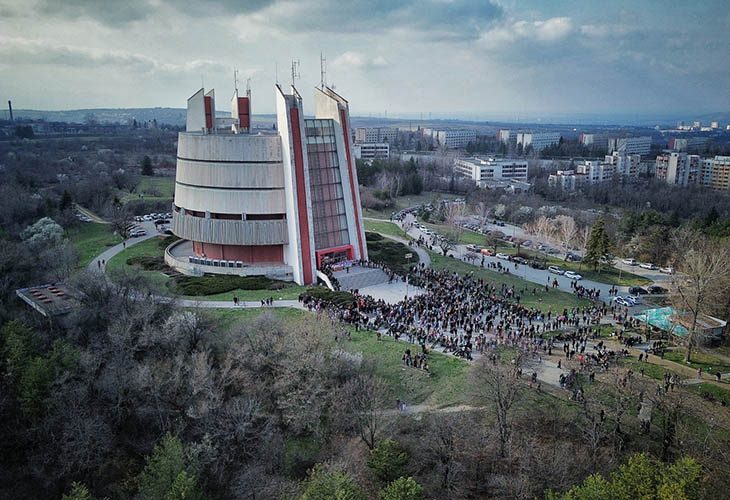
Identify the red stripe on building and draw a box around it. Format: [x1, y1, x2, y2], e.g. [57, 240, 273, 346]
[204, 96, 213, 129]
[238, 97, 250, 128]
[290, 107, 313, 285]
[340, 109, 365, 260]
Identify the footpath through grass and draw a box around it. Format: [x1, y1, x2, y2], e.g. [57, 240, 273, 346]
[428, 251, 591, 313]
[67, 222, 122, 267]
[120, 176, 175, 203]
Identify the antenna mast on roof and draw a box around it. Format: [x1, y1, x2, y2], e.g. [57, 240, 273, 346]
[233, 68, 239, 92]
[246, 78, 251, 99]
[291, 59, 300, 87]
[320, 52, 327, 90]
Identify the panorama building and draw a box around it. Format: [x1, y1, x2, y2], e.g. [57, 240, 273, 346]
[166, 83, 368, 286]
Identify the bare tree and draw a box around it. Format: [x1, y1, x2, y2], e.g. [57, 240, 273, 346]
[555, 215, 578, 259]
[669, 232, 730, 362]
[334, 374, 388, 450]
[469, 356, 525, 458]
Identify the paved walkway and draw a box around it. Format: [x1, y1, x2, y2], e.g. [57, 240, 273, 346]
[88, 220, 161, 273]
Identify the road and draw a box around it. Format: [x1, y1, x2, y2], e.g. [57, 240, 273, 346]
[399, 213, 655, 303]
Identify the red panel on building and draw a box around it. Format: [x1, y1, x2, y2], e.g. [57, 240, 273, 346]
[340, 108, 365, 260]
[237, 97, 250, 129]
[290, 107, 314, 285]
[204, 96, 213, 129]
[316, 245, 354, 268]
[193, 242, 284, 263]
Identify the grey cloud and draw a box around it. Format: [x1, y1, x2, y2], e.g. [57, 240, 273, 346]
[34, 0, 276, 26]
[0, 36, 229, 74]
[246, 0, 503, 40]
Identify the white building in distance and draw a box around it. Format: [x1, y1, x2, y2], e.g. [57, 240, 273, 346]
[423, 128, 477, 149]
[607, 136, 652, 155]
[516, 132, 561, 151]
[354, 142, 389, 160]
[454, 156, 529, 190]
[354, 127, 398, 143]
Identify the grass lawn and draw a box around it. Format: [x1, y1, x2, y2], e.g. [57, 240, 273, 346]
[120, 176, 175, 203]
[366, 232, 419, 275]
[688, 383, 730, 405]
[190, 287, 307, 302]
[106, 236, 171, 288]
[361, 191, 460, 219]
[67, 222, 123, 267]
[663, 349, 730, 374]
[364, 219, 410, 240]
[428, 251, 591, 313]
[347, 327, 470, 408]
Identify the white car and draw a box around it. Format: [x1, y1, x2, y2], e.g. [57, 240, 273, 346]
[622, 258, 637, 266]
[564, 271, 582, 280]
[496, 253, 510, 260]
[614, 296, 632, 307]
[628, 294, 641, 304]
[466, 244, 481, 253]
[639, 263, 657, 270]
[548, 265, 565, 275]
[660, 266, 674, 274]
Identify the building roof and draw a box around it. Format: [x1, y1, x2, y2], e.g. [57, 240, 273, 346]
[16, 283, 80, 317]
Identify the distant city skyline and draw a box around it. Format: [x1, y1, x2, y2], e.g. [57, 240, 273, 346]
[1, 0, 728, 119]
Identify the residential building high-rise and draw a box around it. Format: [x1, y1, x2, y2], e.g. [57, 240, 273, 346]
[167, 83, 368, 286]
[655, 152, 701, 187]
[700, 156, 730, 191]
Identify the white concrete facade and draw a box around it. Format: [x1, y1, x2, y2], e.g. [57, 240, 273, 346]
[170, 83, 368, 286]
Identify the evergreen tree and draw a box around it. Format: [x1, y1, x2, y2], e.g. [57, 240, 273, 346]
[60, 190, 73, 211]
[141, 155, 154, 176]
[300, 464, 366, 500]
[367, 439, 409, 483]
[584, 218, 611, 272]
[138, 434, 207, 500]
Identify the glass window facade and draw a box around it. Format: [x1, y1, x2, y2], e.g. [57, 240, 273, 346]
[304, 119, 350, 251]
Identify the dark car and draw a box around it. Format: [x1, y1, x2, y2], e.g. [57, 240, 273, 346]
[647, 285, 667, 294]
[566, 252, 582, 262]
[511, 256, 527, 264]
[629, 286, 649, 295]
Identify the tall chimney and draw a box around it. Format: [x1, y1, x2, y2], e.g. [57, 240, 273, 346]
[7, 100, 13, 121]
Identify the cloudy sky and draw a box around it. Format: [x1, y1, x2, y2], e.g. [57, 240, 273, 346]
[1, 0, 728, 119]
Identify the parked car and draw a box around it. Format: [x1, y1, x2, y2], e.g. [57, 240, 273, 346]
[622, 258, 637, 266]
[564, 271, 582, 280]
[496, 253, 510, 260]
[566, 253, 582, 262]
[627, 294, 642, 305]
[530, 261, 547, 270]
[639, 263, 657, 270]
[466, 244, 480, 253]
[660, 266, 674, 274]
[648, 285, 667, 294]
[629, 286, 648, 295]
[614, 296, 632, 307]
[512, 256, 527, 265]
[480, 249, 495, 257]
[548, 265, 565, 275]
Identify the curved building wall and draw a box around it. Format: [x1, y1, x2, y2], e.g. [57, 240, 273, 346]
[173, 132, 288, 265]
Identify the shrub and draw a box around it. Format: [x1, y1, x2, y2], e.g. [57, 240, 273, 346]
[303, 286, 355, 307]
[171, 274, 295, 296]
[158, 235, 179, 250]
[367, 439, 409, 483]
[126, 256, 167, 271]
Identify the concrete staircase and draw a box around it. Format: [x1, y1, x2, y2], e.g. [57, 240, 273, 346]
[334, 265, 391, 291]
